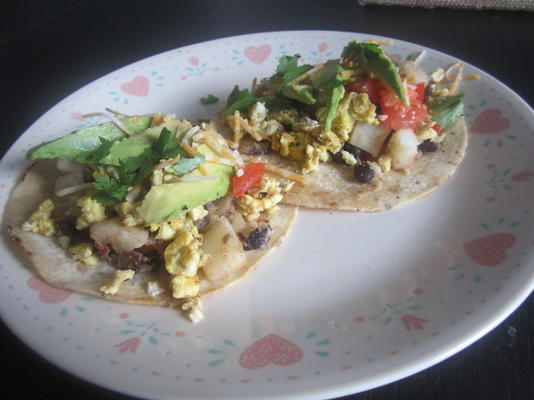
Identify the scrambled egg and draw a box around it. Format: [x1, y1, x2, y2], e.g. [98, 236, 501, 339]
[68, 243, 98, 266]
[377, 154, 392, 173]
[76, 195, 106, 230]
[100, 269, 135, 295]
[22, 199, 56, 236]
[329, 92, 378, 138]
[416, 122, 443, 143]
[181, 297, 204, 323]
[235, 177, 293, 221]
[171, 275, 200, 298]
[115, 201, 143, 227]
[226, 96, 379, 174]
[146, 207, 206, 241]
[163, 220, 208, 299]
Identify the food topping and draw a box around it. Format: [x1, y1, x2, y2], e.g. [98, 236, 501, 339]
[100, 269, 135, 295]
[234, 176, 293, 221]
[353, 162, 375, 183]
[147, 281, 165, 297]
[76, 195, 107, 230]
[68, 243, 98, 266]
[241, 224, 272, 251]
[22, 199, 57, 237]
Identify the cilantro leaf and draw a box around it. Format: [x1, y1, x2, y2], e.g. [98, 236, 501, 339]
[428, 93, 464, 129]
[225, 86, 258, 116]
[173, 153, 206, 176]
[154, 127, 183, 159]
[342, 41, 407, 105]
[92, 175, 129, 205]
[118, 148, 154, 186]
[276, 54, 301, 74]
[310, 60, 348, 89]
[282, 64, 314, 84]
[201, 94, 219, 105]
[83, 138, 114, 163]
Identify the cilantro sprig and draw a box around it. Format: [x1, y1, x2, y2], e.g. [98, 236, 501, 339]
[91, 127, 194, 206]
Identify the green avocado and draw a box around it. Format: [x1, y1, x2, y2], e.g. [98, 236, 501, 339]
[101, 119, 192, 166]
[26, 115, 152, 164]
[138, 144, 233, 223]
[282, 84, 316, 105]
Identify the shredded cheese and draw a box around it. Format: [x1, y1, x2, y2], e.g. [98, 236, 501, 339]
[232, 110, 243, 145]
[465, 73, 481, 80]
[205, 157, 235, 167]
[198, 164, 209, 175]
[81, 111, 135, 136]
[365, 38, 394, 46]
[181, 142, 197, 156]
[291, 62, 326, 84]
[179, 175, 218, 182]
[264, 163, 308, 184]
[55, 183, 93, 197]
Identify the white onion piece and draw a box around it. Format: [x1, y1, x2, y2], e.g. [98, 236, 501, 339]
[54, 172, 85, 193]
[56, 158, 84, 173]
[348, 122, 391, 158]
[387, 129, 420, 170]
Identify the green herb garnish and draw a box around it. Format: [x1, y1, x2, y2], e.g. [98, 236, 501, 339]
[342, 41, 407, 105]
[201, 94, 219, 105]
[428, 93, 464, 129]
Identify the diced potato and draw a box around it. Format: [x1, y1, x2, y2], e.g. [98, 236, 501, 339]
[387, 129, 420, 170]
[90, 217, 149, 253]
[348, 122, 391, 158]
[201, 216, 245, 281]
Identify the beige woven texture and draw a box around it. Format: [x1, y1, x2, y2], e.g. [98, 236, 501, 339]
[359, 0, 534, 11]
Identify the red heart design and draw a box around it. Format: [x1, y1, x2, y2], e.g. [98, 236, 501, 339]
[464, 233, 516, 266]
[27, 276, 71, 303]
[471, 108, 510, 134]
[239, 334, 303, 369]
[244, 44, 272, 64]
[120, 76, 149, 96]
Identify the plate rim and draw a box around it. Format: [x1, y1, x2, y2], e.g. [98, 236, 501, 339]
[1, 29, 533, 400]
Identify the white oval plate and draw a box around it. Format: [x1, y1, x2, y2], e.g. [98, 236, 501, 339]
[1, 31, 533, 400]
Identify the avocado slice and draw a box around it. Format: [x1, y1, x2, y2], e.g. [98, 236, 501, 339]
[282, 84, 316, 105]
[138, 144, 233, 223]
[26, 115, 152, 164]
[101, 119, 192, 166]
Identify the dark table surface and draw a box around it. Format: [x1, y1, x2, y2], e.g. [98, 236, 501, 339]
[1, 1, 533, 399]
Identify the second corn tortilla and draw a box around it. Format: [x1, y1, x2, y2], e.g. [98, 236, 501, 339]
[246, 117, 468, 212]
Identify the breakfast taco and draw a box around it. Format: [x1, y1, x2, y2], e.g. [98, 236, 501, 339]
[220, 40, 470, 211]
[5, 112, 297, 322]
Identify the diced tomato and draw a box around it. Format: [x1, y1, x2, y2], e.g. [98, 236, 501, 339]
[415, 83, 426, 103]
[232, 163, 265, 198]
[379, 85, 428, 131]
[433, 123, 442, 132]
[345, 77, 382, 104]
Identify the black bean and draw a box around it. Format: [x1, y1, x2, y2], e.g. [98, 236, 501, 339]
[238, 138, 271, 156]
[342, 142, 362, 159]
[241, 225, 272, 251]
[116, 250, 149, 271]
[331, 151, 345, 164]
[419, 140, 438, 153]
[353, 162, 374, 183]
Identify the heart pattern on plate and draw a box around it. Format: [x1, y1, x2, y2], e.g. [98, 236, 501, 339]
[239, 334, 303, 369]
[27, 276, 71, 303]
[464, 233, 516, 266]
[120, 76, 149, 97]
[471, 108, 511, 133]
[244, 44, 272, 64]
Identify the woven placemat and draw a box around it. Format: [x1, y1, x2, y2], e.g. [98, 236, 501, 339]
[359, 0, 534, 11]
